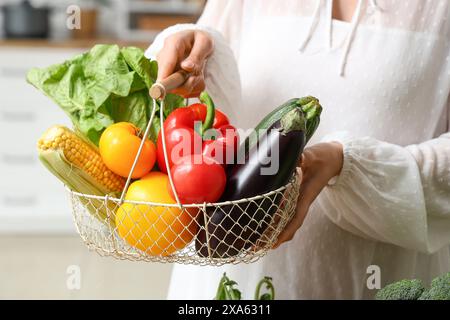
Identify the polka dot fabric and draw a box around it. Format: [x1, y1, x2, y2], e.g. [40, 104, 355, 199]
[147, 0, 450, 299]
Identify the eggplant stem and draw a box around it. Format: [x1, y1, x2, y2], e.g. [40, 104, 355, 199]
[280, 108, 306, 134]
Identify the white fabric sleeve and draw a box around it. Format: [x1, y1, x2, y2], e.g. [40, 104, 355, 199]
[318, 130, 450, 254]
[197, 0, 243, 55]
[143, 0, 243, 124]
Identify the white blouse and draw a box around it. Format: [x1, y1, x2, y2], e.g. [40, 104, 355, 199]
[146, 0, 450, 299]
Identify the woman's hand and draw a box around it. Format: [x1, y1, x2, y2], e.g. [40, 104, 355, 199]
[273, 142, 344, 248]
[157, 30, 214, 98]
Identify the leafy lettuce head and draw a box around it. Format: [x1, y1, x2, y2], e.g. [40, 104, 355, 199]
[27, 44, 184, 145]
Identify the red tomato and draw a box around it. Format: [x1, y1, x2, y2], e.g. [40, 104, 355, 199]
[169, 155, 226, 204]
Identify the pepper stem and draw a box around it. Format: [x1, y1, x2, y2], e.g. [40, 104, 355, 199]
[199, 91, 216, 135]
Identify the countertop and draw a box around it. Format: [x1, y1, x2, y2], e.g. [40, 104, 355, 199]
[0, 38, 149, 49]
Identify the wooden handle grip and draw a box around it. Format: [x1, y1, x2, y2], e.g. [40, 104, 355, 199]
[149, 70, 190, 100]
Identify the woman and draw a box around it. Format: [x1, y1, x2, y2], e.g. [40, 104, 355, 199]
[145, 0, 450, 299]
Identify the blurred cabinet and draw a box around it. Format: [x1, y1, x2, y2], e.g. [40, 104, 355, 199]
[0, 47, 84, 234]
[116, 0, 205, 41]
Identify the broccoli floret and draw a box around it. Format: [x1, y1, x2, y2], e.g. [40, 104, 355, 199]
[376, 279, 425, 300]
[419, 273, 450, 300]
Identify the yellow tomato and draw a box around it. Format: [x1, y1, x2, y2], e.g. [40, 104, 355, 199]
[116, 172, 198, 256]
[99, 122, 156, 178]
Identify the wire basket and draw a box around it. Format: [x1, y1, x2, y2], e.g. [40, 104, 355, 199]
[68, 172, 299, 266]
[67, 78, 301, 266]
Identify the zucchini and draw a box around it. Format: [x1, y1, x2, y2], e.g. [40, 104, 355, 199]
[245, 96, 322, 151]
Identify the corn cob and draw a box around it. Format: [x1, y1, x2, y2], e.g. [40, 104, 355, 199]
[37, 126, 126, 227]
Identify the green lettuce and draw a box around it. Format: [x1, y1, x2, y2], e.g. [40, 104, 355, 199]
[27, 44, 185, 145]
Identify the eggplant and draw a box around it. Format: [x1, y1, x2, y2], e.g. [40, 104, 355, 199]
[246, 96, 321, 150]
[196, 107, 311, 258]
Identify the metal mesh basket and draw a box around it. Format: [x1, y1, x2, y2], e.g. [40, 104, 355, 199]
[68, 172, 299, 266]
[67, 81, 300, 266]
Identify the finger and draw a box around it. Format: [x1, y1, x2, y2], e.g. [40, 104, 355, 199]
[184, 78, 206, 98]
[170, 75, 200, 95]
[300, 150, 313, 171]
[272, 175, 316, 249]
[298, 153, 305, 166]
[157, 37, 186, 81]
[156, 49, 178, 81]
[181, 32, 213, 74]
[170, 76, 203, 97]
[272, 197, 309, 249]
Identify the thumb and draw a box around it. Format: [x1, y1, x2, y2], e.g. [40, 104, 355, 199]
[181, 32, 213, 74]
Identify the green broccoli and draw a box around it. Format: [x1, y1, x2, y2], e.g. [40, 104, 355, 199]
[419, 272, 450, 300]
[375, 279, 425, 300]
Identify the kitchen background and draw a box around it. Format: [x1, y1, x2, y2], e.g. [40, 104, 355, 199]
[0, 0, 205, 299]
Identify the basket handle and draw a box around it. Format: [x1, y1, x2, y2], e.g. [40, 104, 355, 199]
[119, 73, 189, 207]
[118, 98, 158, 204]
[149, 70, 190, 100]
[159, 98, 183, 207]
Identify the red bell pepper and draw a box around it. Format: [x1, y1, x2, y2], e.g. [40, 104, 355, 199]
[190, 103, 231, 129]
[157, 92, 237, 204]
[157, 93, 239, 172]
[202, 124, 239, 166]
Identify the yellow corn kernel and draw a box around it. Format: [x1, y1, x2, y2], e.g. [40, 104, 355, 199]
[38, 126, 125, 193]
